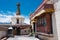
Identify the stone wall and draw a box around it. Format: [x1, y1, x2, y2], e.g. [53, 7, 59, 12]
[0, 31, 7, 39]
[0, 27, 8, 39]
[20, 28, 30, 35]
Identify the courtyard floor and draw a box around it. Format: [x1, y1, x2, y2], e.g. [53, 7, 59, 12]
[7, 35, 40, 40]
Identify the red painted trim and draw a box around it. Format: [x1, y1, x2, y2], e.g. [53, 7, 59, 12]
[30, 0, 47, 19]
[35, 0, 46, 13]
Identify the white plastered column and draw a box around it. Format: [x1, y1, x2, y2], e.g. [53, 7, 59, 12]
[52, 0, 60, 40]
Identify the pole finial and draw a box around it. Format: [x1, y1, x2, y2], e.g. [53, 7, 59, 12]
[16, 2, 20, 15]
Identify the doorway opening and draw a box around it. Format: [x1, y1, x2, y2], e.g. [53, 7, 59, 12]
[16, 27, 20, 35]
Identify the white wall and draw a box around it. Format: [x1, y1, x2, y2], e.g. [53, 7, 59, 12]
[46, 0, 54, 4]
[11, 16, 24, 25]
[52, 0, 60, 40]
[11, 17, 17, 25]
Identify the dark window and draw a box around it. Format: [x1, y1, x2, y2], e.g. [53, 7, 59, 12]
[43, 17, 46, 26]
[41, 17, 43, 26]
[17, 19, 19, 24]
[37, 17, 46, 27]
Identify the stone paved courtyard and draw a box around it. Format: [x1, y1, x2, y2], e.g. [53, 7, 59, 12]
[7, 35, 40, 40]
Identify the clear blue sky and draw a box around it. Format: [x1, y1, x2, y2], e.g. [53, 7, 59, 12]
[0, 0, 43, 24]
[0, 0, 43, 16]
